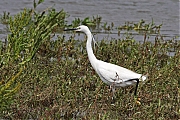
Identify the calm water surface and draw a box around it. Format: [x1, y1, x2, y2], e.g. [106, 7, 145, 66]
[0, 0, 179, 41]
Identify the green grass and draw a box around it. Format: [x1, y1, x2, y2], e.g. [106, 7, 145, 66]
[0, 1, 179, 119]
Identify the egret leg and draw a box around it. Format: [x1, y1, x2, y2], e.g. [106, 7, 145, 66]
[110, 83, 116, 103]
[126, 78, 141, 104]
[134, 79, 139, 96]
[111, 85, 116, 98]
[127, 78, 139, 96]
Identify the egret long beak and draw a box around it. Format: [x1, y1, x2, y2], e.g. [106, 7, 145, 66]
[64, 28, 77, 31]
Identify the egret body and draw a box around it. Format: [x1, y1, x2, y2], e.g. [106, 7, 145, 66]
[65, 25, 147, 96]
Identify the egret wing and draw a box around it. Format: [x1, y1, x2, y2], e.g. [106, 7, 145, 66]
[95, 60, 142, 86]
[96, 65, 122, 84]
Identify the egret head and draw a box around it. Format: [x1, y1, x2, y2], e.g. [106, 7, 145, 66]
[74, 25, 88, 32]
[64, 25, 89, 34]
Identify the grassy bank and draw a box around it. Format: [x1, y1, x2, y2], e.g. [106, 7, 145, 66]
[0, 1, 179, 119]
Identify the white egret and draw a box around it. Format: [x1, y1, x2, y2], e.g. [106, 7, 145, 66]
[64, 25, 147, 97]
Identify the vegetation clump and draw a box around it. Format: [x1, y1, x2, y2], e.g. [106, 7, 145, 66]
[0, 1, 179, 119]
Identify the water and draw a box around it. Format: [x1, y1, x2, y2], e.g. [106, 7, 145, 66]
[0, 0, 179, 41]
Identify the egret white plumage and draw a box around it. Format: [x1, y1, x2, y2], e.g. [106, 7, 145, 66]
[64, 25, 147, 96]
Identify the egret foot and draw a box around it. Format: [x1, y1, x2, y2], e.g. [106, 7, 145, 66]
[134, 97, 141, 105]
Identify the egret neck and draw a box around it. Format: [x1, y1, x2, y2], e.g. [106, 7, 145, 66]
[86, 32, 97, 70]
